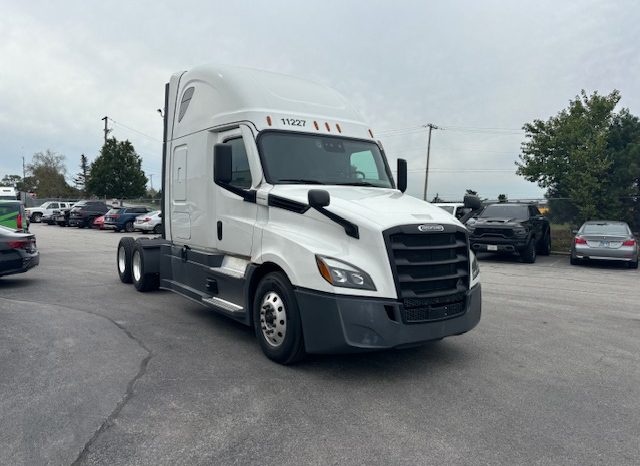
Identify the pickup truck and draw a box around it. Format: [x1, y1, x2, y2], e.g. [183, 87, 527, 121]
[26, 201, 74, 223]
[466, 202, 551, 263]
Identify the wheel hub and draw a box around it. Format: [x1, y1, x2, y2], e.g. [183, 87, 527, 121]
[118, 246, 126, 273]
[260, 291, 287, 347]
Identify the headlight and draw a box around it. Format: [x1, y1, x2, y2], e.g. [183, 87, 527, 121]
[471, 252, 480, 280]
[513, 227, 528, 236]
[315, 255, 376, 290]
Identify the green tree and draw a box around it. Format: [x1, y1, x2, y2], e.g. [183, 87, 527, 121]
[73, 154, 91, 195]
[1, 174, 22, 187]
[497, 194, 508, 203]
[87, 138, 147, 198]
[516, 90, 640, 225]
[22, 150, 75, 197]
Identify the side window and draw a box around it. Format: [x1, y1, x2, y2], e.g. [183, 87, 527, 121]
[226, 137, 252, 189]
[178, 87, 195, 122]
[49, 203, 59, 209]
[350, 150, 384, 181]
[529, 206, 540, 217]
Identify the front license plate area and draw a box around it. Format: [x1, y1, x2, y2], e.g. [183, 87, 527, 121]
[487, 245, 498, 251]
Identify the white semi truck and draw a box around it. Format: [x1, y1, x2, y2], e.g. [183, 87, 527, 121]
[116, 65, 482, 364]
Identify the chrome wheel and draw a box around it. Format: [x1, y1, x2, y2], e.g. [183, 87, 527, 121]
[132, 251, 142, 282]
[118, 246, 126, 273]
[260, 291, 287, 347]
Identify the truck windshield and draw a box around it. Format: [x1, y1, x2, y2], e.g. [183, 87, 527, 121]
[258, 132, 394, 188]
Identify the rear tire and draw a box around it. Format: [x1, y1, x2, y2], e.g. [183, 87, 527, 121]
[629, 260, 638, 269]
[253, 272, 305, 365]
[538, 230, 551, 256]
[132, 244, 159, 292]
[520, 238, 537, 263]
[124, 221, 134, 233]
[570, 256, 579, 266]
[117, 237, 135, 283]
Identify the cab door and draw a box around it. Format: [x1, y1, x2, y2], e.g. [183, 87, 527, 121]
[215, 126, 259, 257]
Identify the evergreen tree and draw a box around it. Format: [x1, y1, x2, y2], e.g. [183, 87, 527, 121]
[87, 138, 147, 198]
[73, 154, 91, 195]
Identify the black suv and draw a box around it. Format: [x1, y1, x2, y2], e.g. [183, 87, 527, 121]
[68, 200, 110, 228]
[466, 203, 551, 263]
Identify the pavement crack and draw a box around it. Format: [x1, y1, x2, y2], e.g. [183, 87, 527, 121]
[0, 296, 153, 465]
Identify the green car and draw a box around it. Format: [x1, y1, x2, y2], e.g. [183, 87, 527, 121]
[0, 201, 28, 231]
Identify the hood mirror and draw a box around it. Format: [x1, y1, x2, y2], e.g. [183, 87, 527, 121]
[308, 189, 330, 208]
[397, 158, 407, 193]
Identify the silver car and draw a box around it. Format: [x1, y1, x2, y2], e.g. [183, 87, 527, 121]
[571, 221, 638, 269]
[134, 210, 162, 234]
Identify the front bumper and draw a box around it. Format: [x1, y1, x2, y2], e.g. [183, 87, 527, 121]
[296, 284, 481, 354]
[470, 237, 528, 253]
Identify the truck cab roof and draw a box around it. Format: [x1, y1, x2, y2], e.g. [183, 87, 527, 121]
[169, 64, 374, 142]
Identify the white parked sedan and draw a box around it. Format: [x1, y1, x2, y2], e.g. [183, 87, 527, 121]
[134, 210, 162, 234]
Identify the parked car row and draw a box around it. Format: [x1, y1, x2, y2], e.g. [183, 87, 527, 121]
[435, 201, 638, 268]
[39, 200, 163, 235]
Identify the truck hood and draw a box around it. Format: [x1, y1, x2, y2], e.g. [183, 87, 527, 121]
[268, 185, 463, 230]
[472, 217, 526, 227]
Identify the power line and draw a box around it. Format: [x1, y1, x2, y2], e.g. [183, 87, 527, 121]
[377, 124, 525, 136]
[108, 118, 162, 143]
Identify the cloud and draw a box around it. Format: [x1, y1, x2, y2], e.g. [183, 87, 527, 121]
[1, 0, 638, 200]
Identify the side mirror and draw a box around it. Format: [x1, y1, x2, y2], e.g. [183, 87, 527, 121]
[397, 158, 407, 193]
[571, 229, 578, 235]
[214, 143, 232, 184]
[308, 189, 330, 208]
[464, 194, 482, 211]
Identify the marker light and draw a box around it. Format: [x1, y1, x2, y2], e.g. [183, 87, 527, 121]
[266, 116, 272, 126]
[325, 122, 331, 132]
[336, 123, 342, 133]
[368, 129, 374, 138]
[313, 121, 319, 130]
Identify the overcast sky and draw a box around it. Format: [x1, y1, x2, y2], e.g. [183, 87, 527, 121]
[1, 0, 638, 200]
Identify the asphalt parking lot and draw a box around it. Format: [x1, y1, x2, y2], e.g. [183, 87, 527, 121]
[1, 224, 639, 466]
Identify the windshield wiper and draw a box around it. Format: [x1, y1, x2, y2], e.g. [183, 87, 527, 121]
[276, 179, 324, 184]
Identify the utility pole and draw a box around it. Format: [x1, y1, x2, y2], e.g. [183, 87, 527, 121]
[22, 155, 26, 180]
[101, 116, 111, 143]
[149, 174, 154, 191]
[422, 123, 439, 201]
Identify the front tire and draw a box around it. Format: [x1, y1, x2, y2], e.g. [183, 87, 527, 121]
[117, 237, 135, 283]
[32, 213, 42, 223]
[253, 272, 305, 365]
[520, 238, 537, 263]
